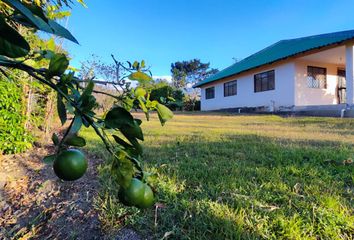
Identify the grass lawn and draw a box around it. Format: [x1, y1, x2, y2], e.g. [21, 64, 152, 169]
[82, 113, 354, 239]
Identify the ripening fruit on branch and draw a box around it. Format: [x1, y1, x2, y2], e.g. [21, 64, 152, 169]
[53, 149, 88, 181]
[118, 178, 155, 209]
[137, 184, 155, 209]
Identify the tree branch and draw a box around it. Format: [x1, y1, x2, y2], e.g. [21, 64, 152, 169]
[74, 79, 121, 86]
[0, 60, 143, 173]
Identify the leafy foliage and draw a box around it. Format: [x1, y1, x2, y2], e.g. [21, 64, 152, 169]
[0, 15, 30, 57]
[183, 95, 201, 111]
[0, 79, 32, 153]
[149, 82, 184, 110]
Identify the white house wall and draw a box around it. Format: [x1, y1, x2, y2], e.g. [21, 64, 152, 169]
[200, 62, 296, 111]
[294, 60, 341, 106]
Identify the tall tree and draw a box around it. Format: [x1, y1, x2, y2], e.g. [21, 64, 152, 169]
[170, 59, 218, 89]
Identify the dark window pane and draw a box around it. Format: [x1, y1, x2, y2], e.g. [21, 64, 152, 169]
[261, 78, 268, 90]
[255, 78, 261, 92]
[269, 75, 275, 90]
[224, 80, 237, 97]
[254, 70, 275, 92]
[206, 87, 215, 99]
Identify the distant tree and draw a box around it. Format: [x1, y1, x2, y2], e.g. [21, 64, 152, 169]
[170, 59, 218, 111]
[170, 59, 218, 89]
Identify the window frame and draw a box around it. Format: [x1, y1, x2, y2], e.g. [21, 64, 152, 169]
[254, 70, 275, 92]
[205, 86, 215, 99]
[224, 80, 237, 97]
[307, 66, 327, 89]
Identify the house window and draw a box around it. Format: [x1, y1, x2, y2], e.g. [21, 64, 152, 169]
[205, 87, 215, 99]
[224, 80, 237, 97]
[307, 66, 327, 89]
[254, 70, 275, 92]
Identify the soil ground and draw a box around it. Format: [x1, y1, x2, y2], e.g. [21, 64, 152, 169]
[0, 144, 104, 240]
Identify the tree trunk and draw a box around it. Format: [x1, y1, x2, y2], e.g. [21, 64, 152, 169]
[24, 76, 32, 130]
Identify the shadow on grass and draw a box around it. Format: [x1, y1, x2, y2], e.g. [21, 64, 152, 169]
[137, 134, 354, 239]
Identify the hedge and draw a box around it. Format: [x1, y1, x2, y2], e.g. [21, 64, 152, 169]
[0, 80, 32, 154]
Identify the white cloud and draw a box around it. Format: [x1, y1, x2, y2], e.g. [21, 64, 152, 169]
[153, 75, 172, 82]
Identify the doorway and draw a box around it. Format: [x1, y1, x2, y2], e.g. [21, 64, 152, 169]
[337, 69, 346, 104]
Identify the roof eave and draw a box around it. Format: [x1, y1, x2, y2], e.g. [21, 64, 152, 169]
[193, 39, 354, 88]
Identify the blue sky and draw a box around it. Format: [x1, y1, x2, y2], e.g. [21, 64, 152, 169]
[65, 0, 354, 77]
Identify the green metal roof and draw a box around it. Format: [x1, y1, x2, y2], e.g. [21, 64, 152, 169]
[194, 29, 354, 88]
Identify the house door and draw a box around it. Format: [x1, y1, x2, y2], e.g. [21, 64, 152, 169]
[337, 69, 346, 104]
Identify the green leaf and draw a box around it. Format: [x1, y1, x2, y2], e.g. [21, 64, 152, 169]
[64, 135, 86, 147]
[70, 87, 81, 101]
[47, 19, 79, 44]
[52, 133, 59, 146]
[122, 98, 134, 111]
[138, 97, 148, 113]
[112, 151, 134, 189]
[132, 61, 139, 69]
[47, 53, 69, 77]
[128, 71, 152, 83]
[134, 87, 146, 97]
[0, 56, 15, 65]
[6, 0, 79, 44]
[24, 3, 47, 21]
[69, 116, 83, 135]
[47, 38, 56, 51]
[135, 119, 142, 125]
[0, 15, 30, 58]
[146, 100, 159, 109]
[60, 71, 74, 84]
[112, 135, 142, 157]
[57, 94, 67, 125]
[104, 106, 135, 129]
[124, 136, 143, 156]
[112, 135, 133, 149]
[4, 0, 53, 33]
[156, 103, 173, 126]
[79, 80, 96, 112]
[141, 60, 146, 68]
[81, 95, 97, 112]
[43, 154, 56, 164]
[120, 120, 144, 141]
[79, 80, 94, 101]
[82, 115, 91, 128]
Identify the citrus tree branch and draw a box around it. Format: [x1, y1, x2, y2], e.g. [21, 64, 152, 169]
[1, 60, 145, 176]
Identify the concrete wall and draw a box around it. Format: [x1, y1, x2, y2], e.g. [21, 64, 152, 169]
[294, 60, 342, 106]
[200, 62, 296, 111]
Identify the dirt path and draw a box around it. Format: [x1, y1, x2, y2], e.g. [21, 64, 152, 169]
[0, 145, 103, 240]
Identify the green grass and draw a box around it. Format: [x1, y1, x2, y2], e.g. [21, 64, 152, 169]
[82, 113, 354, 239]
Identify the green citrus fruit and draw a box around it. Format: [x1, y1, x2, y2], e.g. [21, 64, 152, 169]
[119, 178, 155, 208]
[53, 149, 87, 181]
[138, 184, 155, 209]
[120, 178, 145, 206]
[118, 188, 133, 206]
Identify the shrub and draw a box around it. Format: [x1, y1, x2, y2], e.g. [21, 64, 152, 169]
[0, 79, 32, 154]
[149, 84, 184, 111]
[183, 96, 200, 111]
